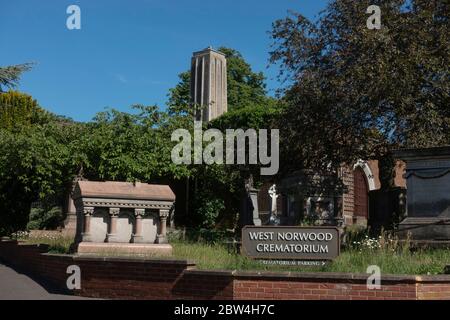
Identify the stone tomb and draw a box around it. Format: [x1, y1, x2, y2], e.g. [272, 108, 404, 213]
[73, 181, 175, 256]
[395, 146, 450, 242]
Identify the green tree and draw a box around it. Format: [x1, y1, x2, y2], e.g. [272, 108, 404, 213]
[167, 71, 191, 116]
[0, 64, 80, 234]
[211, 103, 281, 131]
[220, 47, 271, 110]
[270, 0, 449, 185]
[0, 63, 33, 92]
[0, 91, 49, 129]
[80, 105, 194, 182]
[0, 120, 80, 235]
[210, 102, 283, 181]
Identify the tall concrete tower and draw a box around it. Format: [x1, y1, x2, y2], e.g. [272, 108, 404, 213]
[190, 47, 228, 122]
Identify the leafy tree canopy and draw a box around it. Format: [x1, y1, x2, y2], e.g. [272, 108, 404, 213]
[0, 116, 81, 234]
[0, 63, 33, 92]
[270, 0, 449, 181]
[0, 91, 52, 129]
[80, 105, 194, 182]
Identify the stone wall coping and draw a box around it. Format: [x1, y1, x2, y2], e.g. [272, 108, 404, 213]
[185, 270, 236, 277]
[16, 242, 46, 246]
[16, 242, 50, 251]
[41, 253, 75, 258]
[0, 239, 17, 243]
[35, 251, 197, 266]
[71, 254, 196, 266]
[185, 269, 450, 283]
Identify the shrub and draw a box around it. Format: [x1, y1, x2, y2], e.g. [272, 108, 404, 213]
[342, 224, 368, 248]
[168, 227, 234, 244]
[10, 230, 30, 240]
[192, 190, 225, 229]
[26, 206, 64, 230]
[348, 230, 411, 255]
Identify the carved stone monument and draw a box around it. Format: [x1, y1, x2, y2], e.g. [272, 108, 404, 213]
[268, 184, 280, 225]
[73, 181, 175, 256]
[240, 175, 262, 227]
[62, 172, 86, 236]
[268, 184, 278, 215]
[395, 146, 450, 242]
[191, 47, 228, 122]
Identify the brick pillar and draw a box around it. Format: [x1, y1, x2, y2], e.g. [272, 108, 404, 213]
[341, 166, 355, 225]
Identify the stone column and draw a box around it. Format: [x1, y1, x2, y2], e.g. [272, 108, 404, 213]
[82, 207, 94, 242]
[249, 188, 262, 226]
[106, 208, 120, 243]
[132, 208, 145, 243]
[63, 191, 77, 235]
[156, 209, 169, 244]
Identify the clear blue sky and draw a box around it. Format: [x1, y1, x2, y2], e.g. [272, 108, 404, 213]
[0, 0, 329, 122]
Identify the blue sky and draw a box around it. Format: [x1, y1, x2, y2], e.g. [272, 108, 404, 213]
[0, 0, 329, 122]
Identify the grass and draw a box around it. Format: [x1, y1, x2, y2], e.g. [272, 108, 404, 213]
[20, 235, 73, 254]
[170, 241, 450, 275]
[16, 235, 450, 275]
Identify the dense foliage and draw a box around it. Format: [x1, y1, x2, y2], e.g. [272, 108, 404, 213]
[0, 91, 42, 128]
[79, 105, 188, 181]
[0, 90, 74, 234]
[26, 206, 64, 230]
[270, 0, 449, 185]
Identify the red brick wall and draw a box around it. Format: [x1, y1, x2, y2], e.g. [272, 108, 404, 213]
[1, 240, 449, 300]
[74, 257, 195, 299]
[340, 166, 355, 224]
[341, 160, 406, 226]
[366, 159, 406, 189]
[417, 282, 450, 300]
[172, 270, 234, 300]
[233, 277, 417, 300]
[394, 160, 406, 188]
[0, 240, 198, 300]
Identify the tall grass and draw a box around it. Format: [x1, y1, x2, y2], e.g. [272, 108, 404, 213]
[14, 232, 73, 254]
[170, 242, 450, 275]
[170, 231, 450, 275]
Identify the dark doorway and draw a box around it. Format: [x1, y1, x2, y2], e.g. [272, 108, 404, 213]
[354, 167, 369, 218]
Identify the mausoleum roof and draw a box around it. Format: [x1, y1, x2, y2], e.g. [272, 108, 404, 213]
[73, 181, 175, 201]
[394, 146, 450, 160]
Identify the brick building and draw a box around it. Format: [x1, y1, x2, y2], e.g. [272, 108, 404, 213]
[258, 160, 406, 227]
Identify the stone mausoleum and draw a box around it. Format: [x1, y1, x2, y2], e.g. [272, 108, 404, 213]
[395, 146, 450, 242]
[73, 181, 175, 256]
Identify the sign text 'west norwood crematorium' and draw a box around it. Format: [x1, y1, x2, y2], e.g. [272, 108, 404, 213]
[242, 226, 340, 261]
